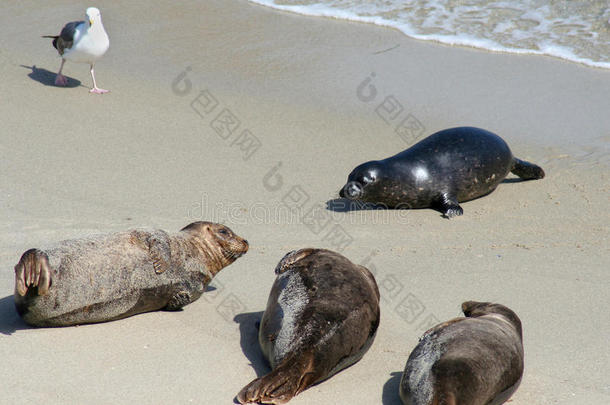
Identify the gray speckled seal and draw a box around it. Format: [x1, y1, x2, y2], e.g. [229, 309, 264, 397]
[399, 301, 524, 405]
[14, 221, 248, 327]
[237, 248, 380, 404]
[339, 127, 545, 218]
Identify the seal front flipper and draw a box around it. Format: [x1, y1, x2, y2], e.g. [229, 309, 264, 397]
[437, 192, 463, 218]
[14, 249, 52, 296]
[237, 354, 317, 404]
[274, 248, 315, 274]
[510, 157, 545, 180]
[147, 233, 171, 274]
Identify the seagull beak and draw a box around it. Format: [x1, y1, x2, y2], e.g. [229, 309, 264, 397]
[89, 18, 94, 26]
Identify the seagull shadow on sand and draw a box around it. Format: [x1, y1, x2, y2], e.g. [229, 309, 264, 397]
[21, 65, 82, 88]
[0, 295, 32, 336]
[382, 371, 404, 405]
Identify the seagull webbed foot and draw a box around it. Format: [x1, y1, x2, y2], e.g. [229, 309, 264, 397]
[54, 74, 68, 86]
[89, 87, 109, 94]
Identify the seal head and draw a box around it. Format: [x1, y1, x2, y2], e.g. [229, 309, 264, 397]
[179, 221, 249, 275]
[339, 161, 386, 201]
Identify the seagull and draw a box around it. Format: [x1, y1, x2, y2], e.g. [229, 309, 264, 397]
[43, 7, 110, 94]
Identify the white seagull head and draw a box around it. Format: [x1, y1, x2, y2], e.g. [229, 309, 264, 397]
[86, 7, 102, 26]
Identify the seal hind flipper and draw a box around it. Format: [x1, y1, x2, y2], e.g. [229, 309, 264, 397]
[237, 354, 317, 404]
[437, 192, 463, 218]
[510, 157, 545, 180]
[14, 249, 52, 296]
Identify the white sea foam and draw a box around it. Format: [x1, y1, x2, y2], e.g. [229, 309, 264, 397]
[249, 0, 610, 69]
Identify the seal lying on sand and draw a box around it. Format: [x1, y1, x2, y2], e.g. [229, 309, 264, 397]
[399, 301, 524, 405]
[237, 248, 380, 404]
[14, 222, 248, 327]
[339, 127, 545, 218]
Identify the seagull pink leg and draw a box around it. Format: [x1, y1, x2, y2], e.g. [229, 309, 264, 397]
[55, 59, 68, 86]
[89, 64, 108, 94]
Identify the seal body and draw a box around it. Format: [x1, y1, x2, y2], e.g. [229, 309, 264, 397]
[14, 222, 248, 327]
[339, 127, 545, 217]
[399, 301, 524, 405]
[237, 248, 380, 404]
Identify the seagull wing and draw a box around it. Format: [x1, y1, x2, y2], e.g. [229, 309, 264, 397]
[55, 20, 85, 55]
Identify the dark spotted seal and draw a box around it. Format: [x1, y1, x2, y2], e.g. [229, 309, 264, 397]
[14, 221, 248, 327]
[339, 127, 545, 217]
[399, 301, 524, 405]
[237, 248, 380, 404]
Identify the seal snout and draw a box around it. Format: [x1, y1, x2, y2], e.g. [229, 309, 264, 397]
[230, 238, 249, 259]
[340, 181, 363, 199]
[236, 239, 249, 257]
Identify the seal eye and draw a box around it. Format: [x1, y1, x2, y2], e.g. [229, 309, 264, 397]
[361, 171, 377, 185]
[218, 229, 230, 236]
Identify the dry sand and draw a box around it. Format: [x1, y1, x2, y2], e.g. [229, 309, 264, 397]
[1, 0, 608, 404]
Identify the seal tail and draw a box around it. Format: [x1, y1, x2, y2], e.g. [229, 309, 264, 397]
[510, 158, 545, 180]
[236, 355, 317, 404]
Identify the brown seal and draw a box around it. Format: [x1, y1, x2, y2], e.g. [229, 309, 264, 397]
[399, 301, 524, 405]
[237, 248, 380, 404]
[14, 221, 248, 327]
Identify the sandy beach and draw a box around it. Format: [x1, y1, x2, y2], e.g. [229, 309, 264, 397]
[1, 0, 609, 404]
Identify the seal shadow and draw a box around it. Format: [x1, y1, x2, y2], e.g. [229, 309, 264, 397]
[0, 295, 32, 336]
[20, 64, 82, 88]
[502, 177, 530, 184]
[326, 198, 397, 213]
[327, 175, 533, 214]
[233, 311, 270, 378]
[382, 371, 404, 405]
[327, 197, 449, 219]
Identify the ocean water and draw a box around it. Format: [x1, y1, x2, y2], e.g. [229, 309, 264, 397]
[249, 0, 610, 69]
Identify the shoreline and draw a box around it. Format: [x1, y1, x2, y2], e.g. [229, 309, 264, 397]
[247, 0, 610, 71]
